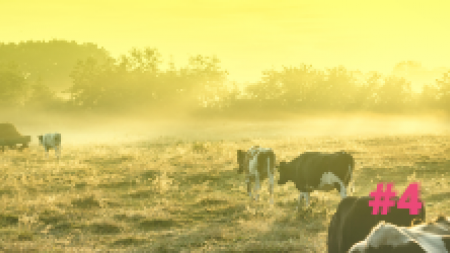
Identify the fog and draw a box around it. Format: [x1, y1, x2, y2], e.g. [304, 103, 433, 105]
[3, 111, 449, 147]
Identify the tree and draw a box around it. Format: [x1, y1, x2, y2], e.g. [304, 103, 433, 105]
[374, 75, 412, 113]
[417, 84, 439, 112]
[435, 71, 450, 111]
[68, 57, 113, 109]
[26, 76, 59, 110]
[0, 40, 111, 92]
[355, 72, 383, 111]
[0, 63, 29, 108]
[179, 55, 229, 108]
[318, 66, 358, 111]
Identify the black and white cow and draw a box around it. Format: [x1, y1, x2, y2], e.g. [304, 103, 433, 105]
[349, 216, 450, 252]
[236, 146, 276, 204]
[38, 133, 61, 159]
[278, 151, 355, 208]
[328, 196, 426, 253]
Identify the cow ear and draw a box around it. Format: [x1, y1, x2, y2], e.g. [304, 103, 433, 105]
[411, 217, 424, 226]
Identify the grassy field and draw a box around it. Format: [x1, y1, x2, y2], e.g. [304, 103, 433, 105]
[1, 128, 450, 252]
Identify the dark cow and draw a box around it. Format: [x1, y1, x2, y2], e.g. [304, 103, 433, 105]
[236, 146, 276, 204]
[278, 151, 354, 208]
[328, 196, 426, 253]
[349, 216, 450, 252]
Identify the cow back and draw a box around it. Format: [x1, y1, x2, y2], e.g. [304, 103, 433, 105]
[256, 150, 276, 179]
[328, 197, 359, 253]
[294, 152, 354, 191]
[243, 147, 275, 179]
[329, 196, 426, 253]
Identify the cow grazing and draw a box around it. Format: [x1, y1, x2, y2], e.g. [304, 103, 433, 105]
[236, 146, 276, 204]
[349, 216, 450, 252]
[277, 151, 354, 208]
[328, 196, 426, 253]
[38, 133, 61, 159]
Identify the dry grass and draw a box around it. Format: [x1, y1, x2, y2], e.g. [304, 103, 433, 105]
[0, 133, 449, 252]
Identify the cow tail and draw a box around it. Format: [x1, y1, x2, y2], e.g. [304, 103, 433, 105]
[343, 154, 354, 184]
[346, 155, 355, 191]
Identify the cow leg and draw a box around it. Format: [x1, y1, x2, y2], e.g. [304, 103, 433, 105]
[340, 185, 347, 199]
[56, 146, 60, 159]
[254, 173, 260, 201]
[268, 174, 274, 205]
[296, 193, 303, 211]
[267, 158, 274, 205]
[347, 164, 355, 194]
[336, 180, 347, 199]
[347, 181, 355, 194]
[45, 147, 49, 158]
[298, 192, 310, 208]
[245, 175, 252, 199]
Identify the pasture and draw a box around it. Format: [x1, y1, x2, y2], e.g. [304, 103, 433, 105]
[0, 121, 449, 252]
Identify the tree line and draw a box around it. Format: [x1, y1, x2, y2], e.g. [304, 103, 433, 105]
[1, 40, 449, 118]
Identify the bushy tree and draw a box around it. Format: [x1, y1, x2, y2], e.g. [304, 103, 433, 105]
[0, 63, 29, 108]
[435, 71, 450, 111]
[373, 75, 412, 113]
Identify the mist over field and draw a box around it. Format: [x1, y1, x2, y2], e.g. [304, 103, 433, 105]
[2, 109, 449, 146]
[1, 40, 450, 147]
[2, 1, 450, 251]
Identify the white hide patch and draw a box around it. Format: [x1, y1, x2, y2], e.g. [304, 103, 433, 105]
[356, 222, 450, 253]
[365, 223, 413, 248]
[248, 147, 272, 175]
[403, 229, 449, 253]
[318, 172, 344, 192]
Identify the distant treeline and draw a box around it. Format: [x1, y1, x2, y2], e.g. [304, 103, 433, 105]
[1, 40, 449, 118]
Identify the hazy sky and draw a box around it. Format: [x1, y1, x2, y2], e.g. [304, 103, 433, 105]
[2, 0, 450, 83]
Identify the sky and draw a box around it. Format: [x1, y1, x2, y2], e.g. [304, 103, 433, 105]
[2, 0, 450, 85]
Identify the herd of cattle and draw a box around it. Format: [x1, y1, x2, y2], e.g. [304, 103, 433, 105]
[236, 146, 450, 253]
[32, 134, 449, 252]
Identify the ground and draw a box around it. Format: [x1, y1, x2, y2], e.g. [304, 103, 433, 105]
[0, 131, 449, 252]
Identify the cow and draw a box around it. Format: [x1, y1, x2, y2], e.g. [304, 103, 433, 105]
[236, 146, 276, 204]
[38, 133, 61, 159]
[277, 151, 354, 208]
[348, 216, 450, 252]
[327, 196, 426, 253]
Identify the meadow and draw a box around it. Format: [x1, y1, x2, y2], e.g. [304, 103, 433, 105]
[0, 119, 449, 252]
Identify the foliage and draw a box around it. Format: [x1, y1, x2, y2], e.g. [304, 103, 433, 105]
[0, 40, 449, 117]
[0, 62, 29, 108]
[0, 40, 111, 92]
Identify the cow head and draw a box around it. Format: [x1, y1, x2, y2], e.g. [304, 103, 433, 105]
[236, 150, 246, 173]
[37, 135, 43, 146]
[277, 161, 289, 185]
